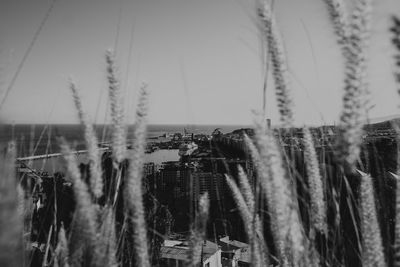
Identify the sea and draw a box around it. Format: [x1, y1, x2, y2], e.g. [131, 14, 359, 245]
[0, 124, 248, 173]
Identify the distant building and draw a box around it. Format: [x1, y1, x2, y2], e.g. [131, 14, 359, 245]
[192, 172, 225, 202]
[143, 162, 155, 178]
[218, 236, 250, 267]
[160, 239, 222, 267]
[179, 142, 198, 156]
[157, 161, 193, 199]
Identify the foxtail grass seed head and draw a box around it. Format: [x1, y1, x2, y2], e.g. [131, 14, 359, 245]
[393, 171, 400, 267]
[303, 127, 327, 234]
[225, 175, 253, 235]
[0, 141, 23, 267]
[358, 171, 386, 267]
[237, 165, 255, 213]
[323, 0, 350, 49]
[351, 0, 373, 115]
[253, 117, 307, 265]
[254, 118, 291, 233]
[334, 0, 372, 169]
[106, 49, 127, 163]
[251, 121, 286, 261]
[124, 84, 150, 267]
[59, 138, 98, 263]
[96, 206, 117, 267]
[16, 184, 24, 223]
[188, 193, 210, 267]
[244, 134, 263, 172]
[54, 225, 70, 267]
[69, 79, 85, 123]
[257, 1, 294, 128]
[390, 167, 400, 267]
[225, 174, 268, 266]
[322, 0, 372, 168]
[69, 80, 103, 198]
[391, 16, 400, 100]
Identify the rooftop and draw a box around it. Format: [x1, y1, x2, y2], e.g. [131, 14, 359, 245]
[161, 239, 220, 262]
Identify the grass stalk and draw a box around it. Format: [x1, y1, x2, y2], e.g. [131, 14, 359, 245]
[123, 84, 150, 267]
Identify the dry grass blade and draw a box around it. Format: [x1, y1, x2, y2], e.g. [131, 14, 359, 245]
[303, 127, 327, 234]
[124, 84, 150, 267]
[358, 171, 386, 267]
[69, 80, 103, 198]
[106, 49, 126, 163]
[188, 193, 210, 267]
[0, 142, 23, 267]
[257, 0, 294, 128]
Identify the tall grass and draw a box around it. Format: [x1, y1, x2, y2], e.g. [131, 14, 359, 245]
[392, 16, 400, 98]
[123, 84, 150, 267]
[1, 2, 400, 267]
[69, 80, 103, 199]
[16, 52, 152, 267]
[59, 139, 99, 266]
[303, 127, 327, 234]
[257, 0, 294, 128]
[358, 171, 386, 267]
[106, 49, 127, 164]
[323, 0, 373, 170]
[391, 16, 400, 267]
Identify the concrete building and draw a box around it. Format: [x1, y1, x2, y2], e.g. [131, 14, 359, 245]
[160, 239, 222, 267]
[143, 162, 155, 178]
[157, 161, 193, 199]
[192, 172, 225, 202]
[218, 236, 250, 267]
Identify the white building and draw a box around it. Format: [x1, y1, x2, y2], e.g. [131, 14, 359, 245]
[160, 239, 222, 267]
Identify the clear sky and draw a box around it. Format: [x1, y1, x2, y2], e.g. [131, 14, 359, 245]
[0, 0, 399, 125]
